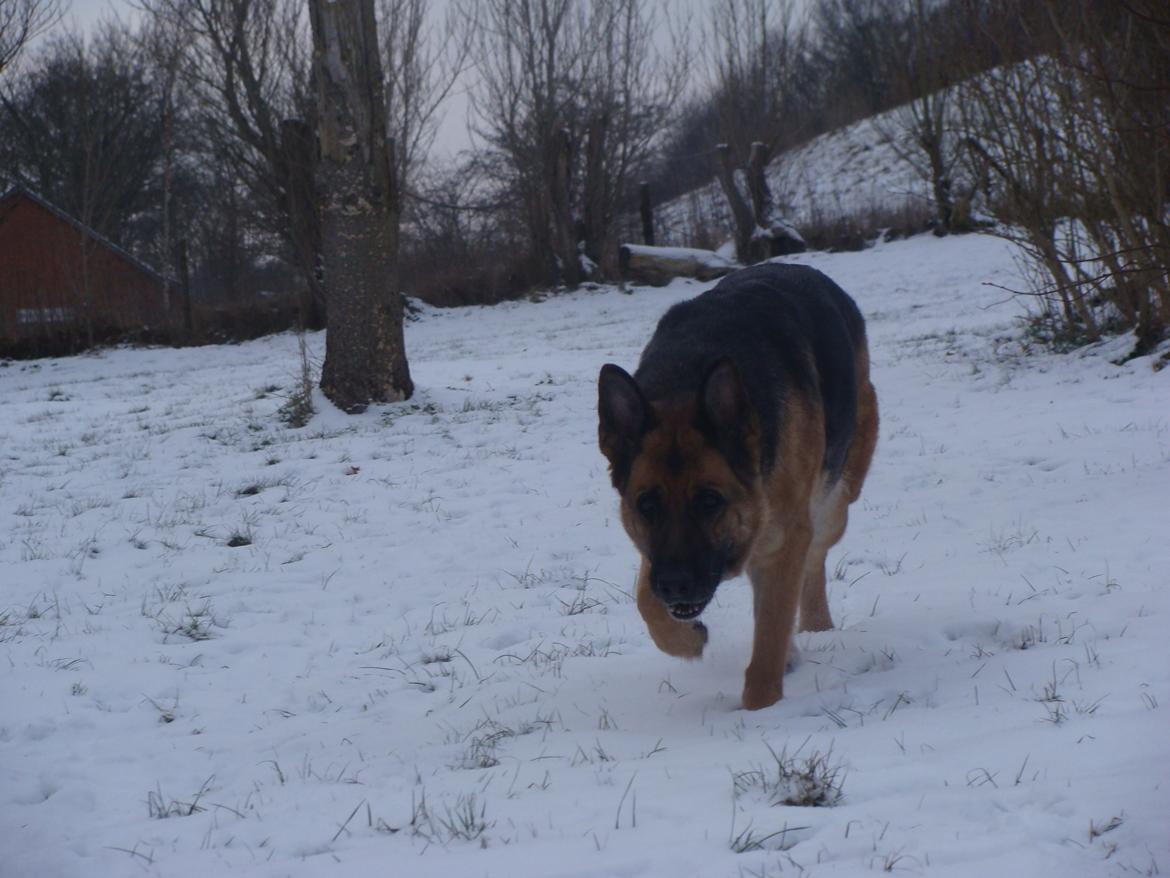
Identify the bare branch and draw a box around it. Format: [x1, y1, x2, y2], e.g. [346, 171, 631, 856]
[0, 0, 62, 75]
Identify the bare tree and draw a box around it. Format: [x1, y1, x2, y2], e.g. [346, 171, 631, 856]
[959, 55, 1096, 334]
[959, 0, 1169, 350]
[465, 0, 594, 288]
[0, 25, 161, 237]
[871, 0, 959, 235]
[140, 0, 459, 321]
[705, 0, 804, 166]
[137, 11, 187, 278]
[139, 0, 321, 311]
[809, 0, 902, 124]
[0, 23, 164, 342]
[465, 0, 684, 288]
[0, 0, 61, 75]
[379, 0, 469, 197]
[578, 0, 685, 275]
[310, 0, 413, 411]
[1042, 0, 1169, 350]
[705, 0, 806, 262]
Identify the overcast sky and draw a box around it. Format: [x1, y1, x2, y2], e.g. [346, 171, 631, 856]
[47, 0, 481, 156]
[41, 0, 712, 160]
[65, 0, 133, 29]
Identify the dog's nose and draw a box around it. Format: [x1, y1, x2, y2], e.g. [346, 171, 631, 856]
[653, 566, 693, 603]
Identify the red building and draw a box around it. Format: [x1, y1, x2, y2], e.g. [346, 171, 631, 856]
[0, 186, 171, 345]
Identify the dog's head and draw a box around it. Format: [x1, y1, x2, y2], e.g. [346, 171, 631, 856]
[598, 358, 763, 620]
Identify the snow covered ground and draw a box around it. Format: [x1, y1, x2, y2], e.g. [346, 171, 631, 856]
[2, 233, 1167, 878]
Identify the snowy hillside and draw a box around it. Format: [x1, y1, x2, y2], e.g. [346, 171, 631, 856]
[654, 109, 943, 247]
[2, 233, 1168, 877]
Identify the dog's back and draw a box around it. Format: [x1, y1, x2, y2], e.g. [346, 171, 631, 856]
[635, 263, 866, 480]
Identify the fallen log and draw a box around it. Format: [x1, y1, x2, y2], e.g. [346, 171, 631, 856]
[619, 243, 737, 287]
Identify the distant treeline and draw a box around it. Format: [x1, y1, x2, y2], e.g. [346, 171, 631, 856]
[1, 0, 1164, 349]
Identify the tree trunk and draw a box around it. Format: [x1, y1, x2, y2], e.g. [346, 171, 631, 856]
[310, 0, 413, 412]
[582, 112, 609, 273]
[550, 126, 580, 288]
[714, 143, 756, 264]
[525, 184, 555, 283]
[161, 75, 174, 281]
[922, 127, 953, 236]
[177, 238, 194, 340]
[81, 244, 95, 348]
[281, 118, 326, 328]
[225, 187, 241, 301]
[746, 142, 773, 233]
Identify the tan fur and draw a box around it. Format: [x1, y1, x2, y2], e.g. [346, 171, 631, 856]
[740, 391, 822, 709]
[800, 349, 879, 635]
[635, 561, 708, 658]
[618, 348, 878, 711]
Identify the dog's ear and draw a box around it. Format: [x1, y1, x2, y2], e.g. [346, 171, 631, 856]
[701, 357, 750, 428]
[700, 357, 759, 484]
[598, 364, 649, 489]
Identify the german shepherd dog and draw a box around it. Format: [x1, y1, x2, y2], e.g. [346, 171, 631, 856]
[598, 263, 878, 710]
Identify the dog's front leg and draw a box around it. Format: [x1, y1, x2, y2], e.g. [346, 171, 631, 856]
[742, 523, 811, 710]
[635, 560, 708, 659]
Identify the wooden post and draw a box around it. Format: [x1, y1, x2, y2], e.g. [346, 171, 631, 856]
[310, 0, 413, 412]
[639, 182, 654, 246]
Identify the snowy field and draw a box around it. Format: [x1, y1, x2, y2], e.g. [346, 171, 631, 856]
[2, 233, 1168, 878]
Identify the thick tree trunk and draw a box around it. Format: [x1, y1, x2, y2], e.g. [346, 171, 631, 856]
[922, 129, 953, 236]
[714, 143, 756, 264]
[525, 185, 555, 283]
[310, 0, 412, 412]
[746, 142, 773, 233]
[749, 142, 807, 257]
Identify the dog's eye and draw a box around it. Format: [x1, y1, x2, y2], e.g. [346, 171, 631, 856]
[695, 489, 725, 514]
[635, 491, 660, 521]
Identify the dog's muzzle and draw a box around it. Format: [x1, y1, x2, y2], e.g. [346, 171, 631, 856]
[667, 599, 711, 621]
[652, 561, 721, 621]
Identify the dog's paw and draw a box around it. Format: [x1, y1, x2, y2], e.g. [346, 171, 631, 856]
[741, 683, 782, 711]
[693, 620, 709, 645]
[741, 667, 783, 710]
[786, 643, 801, 672]
[675, 620, 708, 659]
[650, 619, 708, 659]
